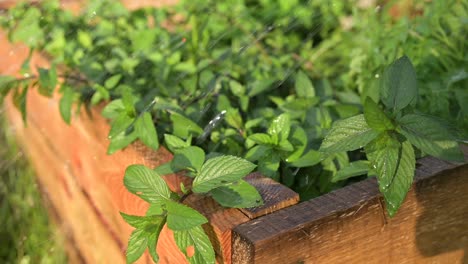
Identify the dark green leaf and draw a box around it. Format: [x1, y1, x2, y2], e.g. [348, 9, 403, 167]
[135, 112, 159, 150]
[363, 97, 394, 131]
[173, 226, 215, 264]
[38, 66, 57, 96]
[192, 156, 256, 193]
[166, 200, 208, 231]
[210, 180, 263, 208]
[381, 55, 418, 112]
[123, 165, 171, 204]
[399, 114, 463, 161]
[320, 114, 379, 153]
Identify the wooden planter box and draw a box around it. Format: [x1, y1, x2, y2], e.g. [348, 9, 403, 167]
[1, 9, 467, 264]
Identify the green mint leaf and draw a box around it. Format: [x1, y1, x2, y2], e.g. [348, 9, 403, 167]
[245, 145, 272, 162]
[126, 229, 148, 264]
[120, 213, 164, 229]
[381, 141, 415, 217]
[363, 97, 394, 131]
[38, 66, 57, 96]
[147, 223, 164, 263]
[170, 112, 203, 139]
[135, 112, 159, 150]
[164, 134, 191, 153]
[173, 226, 215, 264]
[108, 112, 134, 139]
[268, 113, 291, 142]
[295, 70, 315, 98]
[172, 146, 205, 173]
[192, 156, 256, 193]
[399, 114, 463, 161]
[77, 30, 92, 49]
[247, 133, 274, 145]
[258, 152, 281, 180]
[381, 55, 418, 112]
[277, 139, 294, 152]
[285, 126, 308, 163]
[332, 160, 370, 182]
[13, 86, 29, 123]
[320, 114, 379, 153]
[107, 131, 138, 155]
[59, 85, 74, 124]
[288, 149, 322, 167]
[123, 165, 171, 204]
[166, 200, 208, 231]
[104, 74, 122, 89]
[154, 162, 176, 175]
[102, 99, 125, 119]
[210, 180, 263, 208]
[366, 134, 401, 189]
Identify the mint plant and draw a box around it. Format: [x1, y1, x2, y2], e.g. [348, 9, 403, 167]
[320, 56, 464, 216]
[121, 135, 262, 263]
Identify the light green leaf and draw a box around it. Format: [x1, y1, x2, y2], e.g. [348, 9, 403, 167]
[107, 131, 138, 155]
[120, 213, 164, 229]
[363, 97, 394, 131]
[59, 85, 74, 124]
[320, 114, 379, 153]
[192, 156, 256, 193]
[123, 165, 171, 204]
[381, 141, 415, 217]
[285, 126, 307, 162]
[147, 223, 164, 263]
[173, 226, 215, 264]
[295, 70, 315, 98]
[170, 113, 203, 138]
[172, 146, 205, 173]
[247, 133, 273, 145]
[288, 149, 322, 168]
[105, 74, 122, 89]
[381, 55, 418, 112]
[333, 160, 370, 182]
[166, 200, 208, 231]
[135, 112, 159, 150]
[225, 108, 243, 130]
[210, 180, 263, 208]
[77, 30, 92, 49]
[268, 113, 291, 142]
[366, 134, 400, 189]
[154, 162, 176, 175]
[399, 114, 463, 161]
[245, 145, 272, 162]
[126, 229, 148, 264]
[108, 112, 134, 139]
[164, 134, 191, 153]
[102, 99, 125, 119]
[277, 140, 294, 152]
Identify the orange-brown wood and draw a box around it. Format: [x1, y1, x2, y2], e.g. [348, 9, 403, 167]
[232, 151, 468, 264]
[0, 12, 299, 262]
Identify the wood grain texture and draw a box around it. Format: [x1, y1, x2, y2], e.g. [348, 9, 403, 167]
[233, 150, 468, 264]
[0, 11, 299, 262]
[241, 172, 299, 219]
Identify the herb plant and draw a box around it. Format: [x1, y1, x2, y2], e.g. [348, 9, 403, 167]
[0, 0, 466, 263]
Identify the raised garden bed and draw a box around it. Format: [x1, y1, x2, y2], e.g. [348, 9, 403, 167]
[1, 1, 467, 263]
[2, 28, 468, 264]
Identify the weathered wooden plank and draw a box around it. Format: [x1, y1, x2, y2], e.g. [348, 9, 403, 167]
[232, 150, 468, 263]
[0, 20, 299, 263]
